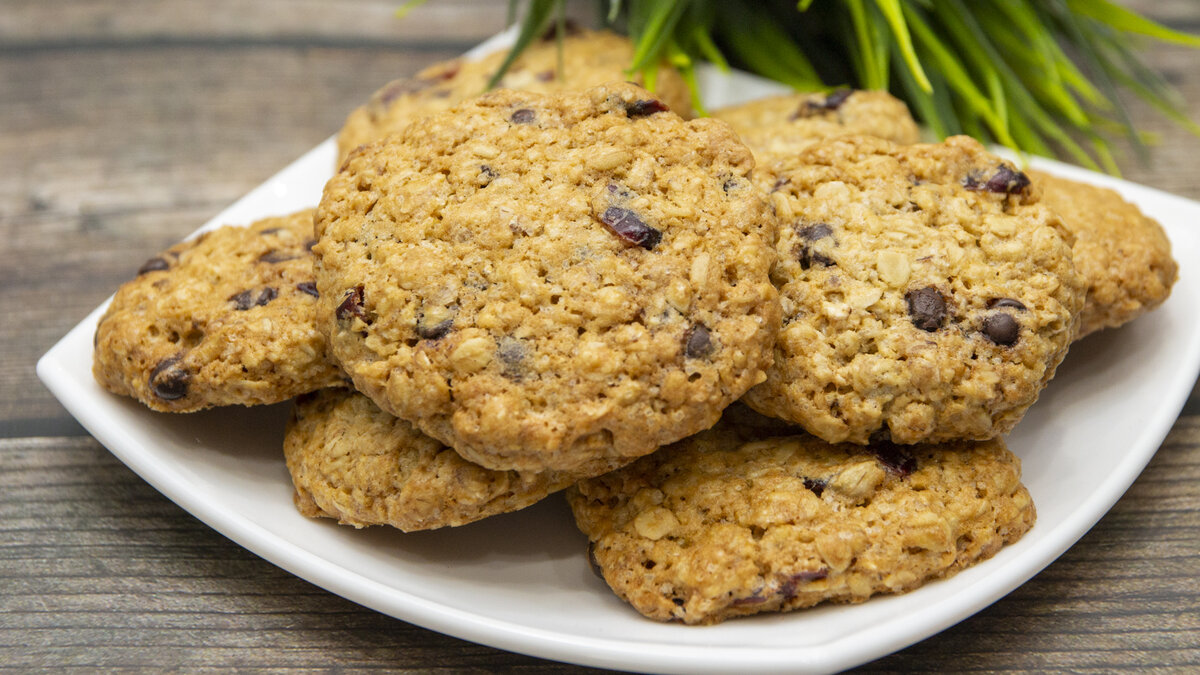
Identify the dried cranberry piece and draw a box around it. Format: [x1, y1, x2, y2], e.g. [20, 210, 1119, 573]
[599, 206, 662, 250]
[780, 569, 830, 599]
[137, 257, 170, 275]
[683, 324, 713, 359]
[625, 99, 669, 118]
[964, 165, 1031, 195]
[871, 442, 917, 477]
[336, 286, 367, 322]
[905, 287, 946, 332]
[149, 356, 189, 401]
[791, 88, 853, 118]
[982, 313, 1020, 346]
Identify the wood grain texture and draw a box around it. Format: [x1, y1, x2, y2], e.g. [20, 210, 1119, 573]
[3, 1, 1199, 671]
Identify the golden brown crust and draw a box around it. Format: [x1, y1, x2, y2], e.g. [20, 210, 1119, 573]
[567, 409, 1036, 624]
[1029, 170, 1177, 337]
[315, 83, 780, 473]
[742, 135, 1085, 444]
[336, 29, 693, 165]
[284, 388, 614, 531]
[92, 210, 344, 411]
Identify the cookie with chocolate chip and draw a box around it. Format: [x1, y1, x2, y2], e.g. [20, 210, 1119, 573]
[567, 407, 1036, 624]
[315, 82, 779, 473]
[336, 28, 693, 165]
[713, 89, 921, 186]
[285, 388, 626, 532]
[1028, 170, 1177, 338]
[93, 210, 344, 412]
[742, 135, 1085, 444]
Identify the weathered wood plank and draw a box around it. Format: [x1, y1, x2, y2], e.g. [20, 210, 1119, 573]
[0, 420, 1196, 671]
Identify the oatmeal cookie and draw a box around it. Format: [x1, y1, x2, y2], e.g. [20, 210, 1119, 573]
[315, 82, 779, 473]
[1029, 170, 1177, 337]
[285, 388, 618, 531]
[336, 28, 692, 164]
[742, 135, 1085, 444]
[92, 210, 344, 412]
[567, 410, 1036, 624]
[713, 89, 921, 185]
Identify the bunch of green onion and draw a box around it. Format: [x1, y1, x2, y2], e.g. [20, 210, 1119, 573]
[404, 0, 1200, 173]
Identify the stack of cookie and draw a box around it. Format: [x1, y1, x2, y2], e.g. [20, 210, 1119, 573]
[91, 30, 1178, 625]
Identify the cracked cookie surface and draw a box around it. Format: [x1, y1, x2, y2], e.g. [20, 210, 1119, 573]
[1029, 170, 1177, 338]
[567, 408, 1036, 624]
[93, 210, 344, 412]
[285, 388, 620, 531]
[315, 82, 779, 473]
[742, 135, 1085, 444]
[336, 28, 692, 164]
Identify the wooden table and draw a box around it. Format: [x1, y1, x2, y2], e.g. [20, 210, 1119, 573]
[4, 1, 1198, 671]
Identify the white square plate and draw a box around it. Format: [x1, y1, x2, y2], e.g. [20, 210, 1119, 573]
[38, 38, 1200, 674]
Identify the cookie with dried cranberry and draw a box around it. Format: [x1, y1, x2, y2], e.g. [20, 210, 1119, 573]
[285, 388, 627, 532]
[315, 82, 779, 474]
[713, 89, 921, 186]
[742, 135, 1085, 444]
[92, 210, 344, 412]
[567, 408, 1036, 624]
[1028, 170, 1177, 338]
[336, 28, 692, 164]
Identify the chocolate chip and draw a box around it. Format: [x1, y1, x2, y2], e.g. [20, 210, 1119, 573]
[683, 324, 713, 359]
[258, 250, 299, 263]
[871, 442, 917, 477]
[598, 206, 662, 250]
[416, 319, 452, 340]
[982, 313, 1020, 346]
[625, 99, 669, 118]
[803, 477, 827, 497]
[336, 285, 366, 322]
[229, 288, 276, 310]
[296, 281, 319, 297]
[137, 257, 170, 275]
[228, 289, 255, 311]
[905, 286, 946, 332]
[798, 249, 835, 270]
[510, 108, 535, 124]
[987, 297, 1026, 311]
[496, 336, 526, 379]
[149, 356, 189, 401]
[255, 287, 277, 307]
[798, 223, 834, 241]
[964, 165, 1031, 195]
[586, 541, 604, 579]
